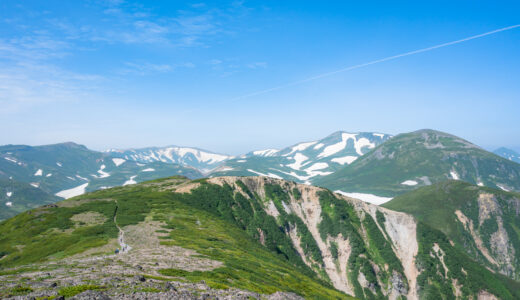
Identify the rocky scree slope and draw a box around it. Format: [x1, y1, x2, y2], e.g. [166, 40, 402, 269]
[316, 129, 520, 197]
[0, 176, 518, 299]
[384, 180, 520, 281]
[210, 131, 391, 184]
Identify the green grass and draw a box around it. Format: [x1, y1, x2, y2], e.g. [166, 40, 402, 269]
[58, 284, 104, 297]
[0, 285, 33, 298]
[154, 191, 349, 299]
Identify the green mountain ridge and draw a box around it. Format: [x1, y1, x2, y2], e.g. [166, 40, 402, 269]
[383, 180, 520, 280]
[315, 129, 520, 196]
[0, 176, 518, 299]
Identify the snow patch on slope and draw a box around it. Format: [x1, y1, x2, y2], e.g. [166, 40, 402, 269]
[94, 165, 110, 178]
[401, 180, 418, 186]
[497, 184, 510, 192]
[318, 133, 376, 158]
[331, 156, 358, 165]
[335, 190, 392, 205]
[112, 158, 126, 166]
[123, 175, 137, 186]
[252, 149, 279, 157]
[450, 170, 460, 180]
[284, 141, 317, 156]
[56, 183, 89, 199]
[287, 153, 308, 170]
[247, 169, 283, 179]
[34, 169, 43, 176]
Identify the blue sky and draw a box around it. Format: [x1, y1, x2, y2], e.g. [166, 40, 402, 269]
[1, 0, 519, 154]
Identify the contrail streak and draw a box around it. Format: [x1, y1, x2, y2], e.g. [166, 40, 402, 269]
[230, 24, 520, 101]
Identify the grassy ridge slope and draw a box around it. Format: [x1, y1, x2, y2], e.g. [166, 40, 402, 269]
[384, 180, 520, 280]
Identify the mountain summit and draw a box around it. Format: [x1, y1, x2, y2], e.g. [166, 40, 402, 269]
[315, 129, 520, 196]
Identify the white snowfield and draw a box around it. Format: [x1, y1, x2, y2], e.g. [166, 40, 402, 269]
[331, 156, 358, 165]
[123, 175, 137, 186]
[121, 147, 232, 165]
[56, 162, 62, 167]
[56, 183, 89, 199]
[450, 170, 460, 180]
[217, 167, 234, 172]
[141, 168, 155, 172]
[6, 192, 12, 197]
[4, 157, 18, 163]
[112, 158, 126, 166]
[318, 133, 376, 158]
[305, 162, 328, 172]
[46, 173, 52, 177]
[5, 202, 12, 207]
[334, 190, 393, 205]
[93, 165, 110, 178]
[76, 174, 89, 181]
[497, 184, 510, 192]
[247, 169, 282, 179]
[30, 182, 40, 188]
[401, 180, 418, 186]
[287, 153, 308, 170]
[373, 133, 386, 138]
[34, 169, 43, 176]
[313, 143, 324, 150]
[284, 141, 317, 156]
[252, 149, 279, 157]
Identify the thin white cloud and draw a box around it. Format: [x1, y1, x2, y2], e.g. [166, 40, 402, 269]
[247, 62, 267, 69]
[230, 24, 520, 102]
[117, 61, 195, 75]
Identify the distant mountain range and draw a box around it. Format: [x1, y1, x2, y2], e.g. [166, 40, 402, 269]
[0, 142, 202, 219]
[494, 147, 520, 163]
[1, 129, 519, 220]
[2, 130, 520, 299]
[105, 146, 233, 174]
[210, 131, 391, 184]
[315, 129, 520, 198]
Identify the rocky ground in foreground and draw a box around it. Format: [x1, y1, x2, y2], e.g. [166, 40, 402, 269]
[2, 263, 303, 300]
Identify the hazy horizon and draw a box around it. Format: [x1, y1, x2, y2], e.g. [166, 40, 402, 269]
[1, 128, 519, 156]
[1, 1, 519, 155]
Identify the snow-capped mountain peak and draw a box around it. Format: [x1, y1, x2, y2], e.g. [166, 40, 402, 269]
[106, 146, 233, 173]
